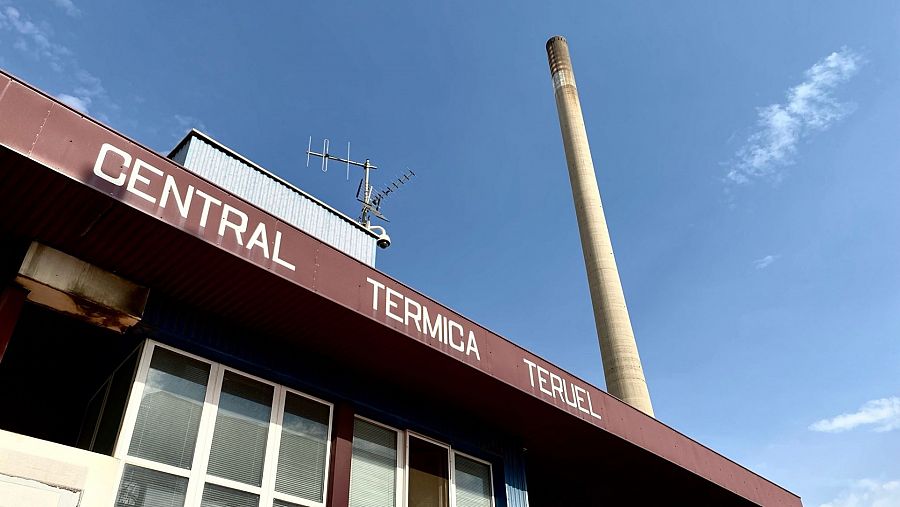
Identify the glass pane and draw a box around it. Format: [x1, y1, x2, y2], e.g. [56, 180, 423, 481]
[273, 501, 301, 507]
[206, 371, 273, 486]
[454, 455, 493, 507]
[275, 392, 331, 501]
[95, 348, 142, 455]
[76, 380, 107, 450]
[349, 419, 397, 507]
[115, 464, 188, 507]
[128, 347, 210, 468]
[407, 437, 449, 507]
[200, 483, 259, 507]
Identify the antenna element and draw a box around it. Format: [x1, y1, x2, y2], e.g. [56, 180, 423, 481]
[306, 137, 416, 229]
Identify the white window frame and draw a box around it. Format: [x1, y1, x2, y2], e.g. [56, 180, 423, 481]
[114, 340, 334, 507]
[404, 431, 454, 507]
[347, 419, 495, 507]
[450, 449, 496, 507]
[348, 416, 406, 507]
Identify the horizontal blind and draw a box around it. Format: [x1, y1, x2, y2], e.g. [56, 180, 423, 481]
[349, 419, 397, 507]
[128, 347, 210, 469]
[206, 371, 273, 486]
[454, 455, 492, 507]
[116, 464, 188, 507]
[275, 392, 331, 501]
[200, 483, 259, 507]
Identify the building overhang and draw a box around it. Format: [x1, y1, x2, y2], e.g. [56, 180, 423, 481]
[0, 69, 801, 506]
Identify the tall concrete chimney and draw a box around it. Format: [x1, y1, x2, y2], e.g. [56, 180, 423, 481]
[545, 35, 654, 416]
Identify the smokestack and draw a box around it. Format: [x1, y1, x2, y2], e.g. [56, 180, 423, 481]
[545, 35, 654, 416]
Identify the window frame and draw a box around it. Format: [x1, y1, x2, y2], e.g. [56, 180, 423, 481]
[114, 340, 334, 507]
[450, 449, 496, 507]
[405, 431, 454, 507]
[348, 415, 406, 507]
[345, 420, 496, 507]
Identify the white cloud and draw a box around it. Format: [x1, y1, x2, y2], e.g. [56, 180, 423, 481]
[171, 114, 209, 143]
[174, 114, 208, 133]
[55, 69, 108, 119]
[753, 254, 779, 270]
[51, 0, 81, 18]
[727, 48, 863, 185]
[56, 93, 89, 113]
[0, 6, 71, 64]
[810, 397, 900, 433]
[0, 4, 112, 119]
[820, 479, 900, 507]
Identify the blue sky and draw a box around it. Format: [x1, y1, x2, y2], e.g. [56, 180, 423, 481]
[2, 1, 898, 505]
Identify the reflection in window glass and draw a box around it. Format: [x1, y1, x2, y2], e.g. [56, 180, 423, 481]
[128, 347, 210, 469]
[275, 392, 331, 501]
[115, 464, 188, 507]
[454, 455, 493, 507]
[408, 437, 449, 507]
[206, 371, 273, 486]
[117, 345, 338, 507]
[199, 483, 259, 507]
[349, 419, 397, 507]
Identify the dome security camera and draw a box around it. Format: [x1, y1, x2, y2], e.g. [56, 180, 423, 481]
[369, 225, 391, 249]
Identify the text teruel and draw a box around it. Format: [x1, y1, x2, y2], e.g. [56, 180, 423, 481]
[523, 358, 601, 420]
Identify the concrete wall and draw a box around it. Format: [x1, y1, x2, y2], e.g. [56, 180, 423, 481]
[0, 430, 120, 507]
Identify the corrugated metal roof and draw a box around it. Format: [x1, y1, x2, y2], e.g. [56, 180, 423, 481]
[169, 130, 378, 266]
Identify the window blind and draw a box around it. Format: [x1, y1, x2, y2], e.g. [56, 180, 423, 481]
[453, 456, 492, 507]
[206, 371, 273, 486]
[115, 464, 188, 507]
[117, 345, 338, 507]
[275, 392, 331, 502]
[128, 347, 210, 469]
[348, 419, 398, 507]
[199, 483, 259, 507]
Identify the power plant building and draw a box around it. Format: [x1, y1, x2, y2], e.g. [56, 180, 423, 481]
[0, 70, 802, 506]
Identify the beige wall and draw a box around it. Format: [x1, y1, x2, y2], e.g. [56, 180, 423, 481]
[0, 430, 121, 507]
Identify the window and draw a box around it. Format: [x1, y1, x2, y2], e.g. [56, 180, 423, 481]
[348, 418, 495, 507]
[115, 342, 333, 507]
[452, 456, 493, 507]
[348, 419, 400, 507]
[408, 436, 450, 507]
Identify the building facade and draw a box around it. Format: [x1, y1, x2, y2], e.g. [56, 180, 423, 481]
[0, 70, 802, 507]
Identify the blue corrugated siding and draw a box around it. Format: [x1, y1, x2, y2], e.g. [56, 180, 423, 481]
[174, 134, 377, 266]
[504, 447, 530, 507]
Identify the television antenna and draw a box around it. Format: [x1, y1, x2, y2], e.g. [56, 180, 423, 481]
[306, 137, 416, 229]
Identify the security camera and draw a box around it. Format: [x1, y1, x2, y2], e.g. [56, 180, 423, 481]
[369, 226, 391, 249]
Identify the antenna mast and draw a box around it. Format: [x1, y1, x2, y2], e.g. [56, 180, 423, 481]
[306, 137, 415, 229]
